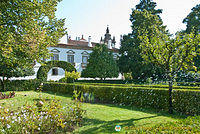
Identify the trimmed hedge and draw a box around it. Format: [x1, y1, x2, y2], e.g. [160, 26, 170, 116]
[75, 80, 134, 84]
[37, 61, 76, 81]
[0, 79, 41, 91]
[75, 82, 200, 90]
[43, 82, 200, 115]
[177, 82, 200, 86]
[173, 90, 200, 115]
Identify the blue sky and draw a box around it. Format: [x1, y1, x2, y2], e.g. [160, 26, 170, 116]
[56, 0, 200, 48]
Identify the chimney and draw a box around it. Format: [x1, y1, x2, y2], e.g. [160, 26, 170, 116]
[108, 39, 112, 49]
[88, 36, 92, 47]
[81, 35, 84, 40]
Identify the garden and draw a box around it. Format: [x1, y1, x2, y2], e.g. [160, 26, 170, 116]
[1, 0, 200, 133]
[0, 79, 200, 133]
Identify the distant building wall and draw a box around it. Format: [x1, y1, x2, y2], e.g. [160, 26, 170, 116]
[10, 26, 121, 81]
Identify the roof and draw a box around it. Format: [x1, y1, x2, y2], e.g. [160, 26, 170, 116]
[54, 39, 119, 53]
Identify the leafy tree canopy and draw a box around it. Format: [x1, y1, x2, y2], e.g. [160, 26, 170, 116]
[118, 3, 166, 80]
[183, 4, 200, 35]
[139, 12, 200, 113]
[183, 4, 200, 70]
[0, 0, 66, 91]
[82, 44, 119, 80]
[135, 0, 162, 15]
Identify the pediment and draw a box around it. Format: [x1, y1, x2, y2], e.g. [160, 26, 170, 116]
[81, 51, 89, 55]
[66, 50, 75, 54]
[51, 49, 60, 53]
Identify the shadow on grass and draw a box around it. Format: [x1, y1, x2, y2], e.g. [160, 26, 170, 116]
[33, 98, 53, 101]
[42, 91, 72, 98]
[42, 91, 186, 133]
[76, 104, 186, 134]
[43, 91, 186, 120]
[78, 116, 157, 134]
[96, 103, 186, 120]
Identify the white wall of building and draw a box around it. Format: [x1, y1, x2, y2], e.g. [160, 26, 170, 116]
[10, 47, 120, 81]
[46, 47, 93, 81]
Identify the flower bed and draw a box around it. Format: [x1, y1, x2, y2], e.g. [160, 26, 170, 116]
[0, 91, 85, 133]
[0, 91, 15, 99]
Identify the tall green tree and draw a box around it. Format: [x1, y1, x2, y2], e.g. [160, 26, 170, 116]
[135, 0, 162, 15]
[81, 44, 119, 80]
[139, 12, 200, 113]
[183, 4, 200, 35]
[183, 4, 200, 70]
[0, 0, 66, 91]
[118, 0, 166, 81]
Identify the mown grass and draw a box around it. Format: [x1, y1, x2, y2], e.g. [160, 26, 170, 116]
[0, 91, 184, 133]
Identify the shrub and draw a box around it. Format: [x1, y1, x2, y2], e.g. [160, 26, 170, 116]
[59, 71, 80, 83]
[58, 77, 67, 83]
[43, 82, 200, 115]
[176, 71, 200, 83]
[0, 79, 41, 91]
[75, 79, 131, 84]
[177, 82, 200, 86]
[0, 94, 85, 133]
[146, 77, 153, 84]
[0, 91, 15, 99]
[37, 61, 76, 81]
[124, 73, 133, 81]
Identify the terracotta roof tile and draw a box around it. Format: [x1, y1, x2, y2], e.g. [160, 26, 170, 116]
[55, 39, 119, 53]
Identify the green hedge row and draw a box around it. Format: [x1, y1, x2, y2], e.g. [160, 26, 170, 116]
[177, 82, 200, 86]
[75, 80, 133, 84]
[75, 82, 200, 90]
[43, 82, 200, 115]
[76, 79, 200, 86]
[0, 79, 41, 91]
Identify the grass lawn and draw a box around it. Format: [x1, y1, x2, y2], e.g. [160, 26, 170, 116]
[0, 91, 184, 134]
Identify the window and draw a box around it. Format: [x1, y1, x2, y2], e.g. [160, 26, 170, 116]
[81, 51, 89, 68]
[52, 68, 58, 75]
[67, 55, 74, 63]
[51, 49, 60, 61]
[51, 53, 59, 61]
[82, 56, 88, 64]
[67, 50, 75, 65]
[82, 56, 88, 68]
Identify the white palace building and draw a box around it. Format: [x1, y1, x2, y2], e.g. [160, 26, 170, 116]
[21, 26, 120, 81]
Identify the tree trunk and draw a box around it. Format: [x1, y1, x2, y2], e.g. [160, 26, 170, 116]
[100, 78, 103, 82]
[0, 78, 5, 92]
[168, 76, 173, 114]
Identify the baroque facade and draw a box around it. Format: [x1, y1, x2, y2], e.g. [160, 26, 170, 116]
[17, 27, 120, 80]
